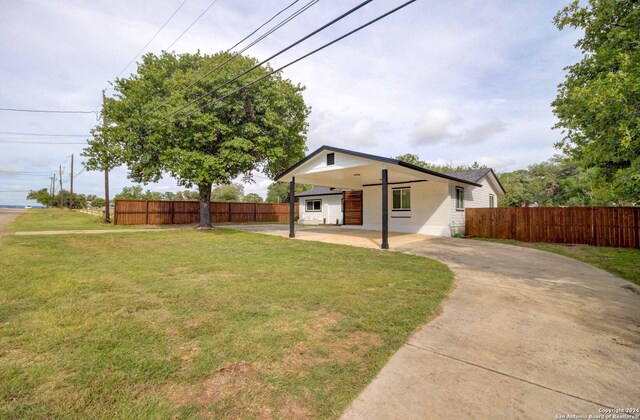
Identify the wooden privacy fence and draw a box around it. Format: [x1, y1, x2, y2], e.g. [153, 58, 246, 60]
[114, 200, 297, 225]
[466, 207, 640, 248]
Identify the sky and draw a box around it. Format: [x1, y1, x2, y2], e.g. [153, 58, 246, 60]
[0, 0, 582, 206]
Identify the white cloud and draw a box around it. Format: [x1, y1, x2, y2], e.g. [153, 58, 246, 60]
[410, 109, 462, 145]
[0, 1, 582, 204]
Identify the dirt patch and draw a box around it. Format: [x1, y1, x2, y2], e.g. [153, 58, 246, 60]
[166, 362, 273, 417]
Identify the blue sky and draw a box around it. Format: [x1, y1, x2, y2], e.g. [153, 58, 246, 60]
[0, 0, 582, 205]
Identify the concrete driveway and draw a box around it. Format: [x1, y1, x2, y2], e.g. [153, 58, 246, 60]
[227, 224, 640, 419]
[0, 208, 24, 234]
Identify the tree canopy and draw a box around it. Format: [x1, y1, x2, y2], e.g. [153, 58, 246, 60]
[94, 51, 310, 226]
[243, 193, 263, 203]
[552, 0, 639, 204]
[266, 182, 312, 203]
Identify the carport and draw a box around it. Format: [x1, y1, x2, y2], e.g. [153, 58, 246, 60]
[275, 145, 480, 249]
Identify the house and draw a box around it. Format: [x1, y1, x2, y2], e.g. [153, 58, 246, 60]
[277, 145, 505, 248]
[297, 187, 345, 225]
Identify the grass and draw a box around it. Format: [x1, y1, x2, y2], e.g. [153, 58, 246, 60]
[6, 209, 159, 232]
[0, 229, 453, 418]
[477, 238, 640, 286]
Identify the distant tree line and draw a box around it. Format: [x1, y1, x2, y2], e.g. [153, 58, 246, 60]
[113, 184, 266, 203]
[26, 189, 105, 209]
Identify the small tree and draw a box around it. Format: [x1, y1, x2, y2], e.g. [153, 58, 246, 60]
[212, 183, 244, 201]
[243, 193, 263, 203]
[266, 182, 312, 203]
[26, 188, 52, 206]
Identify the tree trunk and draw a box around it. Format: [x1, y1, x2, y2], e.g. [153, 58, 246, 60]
[198, 183, 212, 228]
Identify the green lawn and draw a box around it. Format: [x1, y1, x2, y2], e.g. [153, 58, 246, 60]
[5, 208, 150, 231]
[0, 229, 453, 418]
[477, 238, 640, 286]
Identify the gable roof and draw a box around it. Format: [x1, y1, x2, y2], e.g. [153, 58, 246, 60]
[277, 145, 483, 187]
[296, 186, 344, 197]
[445, 168, 506, 194]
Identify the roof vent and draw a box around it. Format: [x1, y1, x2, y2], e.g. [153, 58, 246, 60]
[327, 153, 335, 166]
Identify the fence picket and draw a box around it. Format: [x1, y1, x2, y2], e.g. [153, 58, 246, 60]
[466, 207, 639, 249]
[115, 200, 297, 226]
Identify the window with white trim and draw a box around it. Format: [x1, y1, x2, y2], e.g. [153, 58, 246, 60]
[392, 188, 411, 210]
[489, 194, 495, 208]
[305, 199, 321, 212]
[455, 187, 464, 211]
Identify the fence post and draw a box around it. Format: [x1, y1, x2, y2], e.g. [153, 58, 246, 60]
[591, 207, 597, 246]
[114, 199, 118, 225]
[228, 202, 231, 223]
[170, 201, 174, 224]
[254, 203, 257, 223]
[145, 200, 149, 225]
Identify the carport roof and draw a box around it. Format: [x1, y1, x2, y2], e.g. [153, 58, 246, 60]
[276, 145, 483, 187]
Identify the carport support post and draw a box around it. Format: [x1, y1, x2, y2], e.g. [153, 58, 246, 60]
[289, 177, 295, 238]
[381, 168, 389, 249]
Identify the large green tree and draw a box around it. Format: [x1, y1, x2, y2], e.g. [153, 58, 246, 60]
[101, 51, 309, 227]
[552, 0, 640, 204]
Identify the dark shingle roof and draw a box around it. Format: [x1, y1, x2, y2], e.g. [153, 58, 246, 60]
[443, 168, 492, 183]
[295, 186, 345, 197]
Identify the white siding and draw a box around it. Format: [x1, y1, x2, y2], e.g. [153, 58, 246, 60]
[296, 151, 371, 176]
[353, 181, 451, 236]
[298, 195, 343, 225]
[449, 176, 502, 234]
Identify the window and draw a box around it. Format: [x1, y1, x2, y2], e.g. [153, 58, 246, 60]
[392, 188, 411, 210]
[305, 199, 321, 212]
[326, 153, 335, 165]
[489, 194, 495, 208]
[455, 187, 464, 211]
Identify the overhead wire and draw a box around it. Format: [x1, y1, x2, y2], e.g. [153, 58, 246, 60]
[153, 0, 418, 132]
[0, 108, 96, 114]
[0, 140, 87, 144]
[116, 0, 190, 78]
[143, 0, 316, 116]
[151, 0, 374, 125]
[0, 131, 89, 137]
[164, 0, 221, 51]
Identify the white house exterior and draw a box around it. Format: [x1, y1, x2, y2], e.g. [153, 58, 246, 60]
[297, 187, 344, 225]
[278, 146, 505, 248]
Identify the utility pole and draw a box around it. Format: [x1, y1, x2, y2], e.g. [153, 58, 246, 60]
[58, 165, 63, 209]
[102, 89, 111, 223]
[50, 175, 55, 207]
[70, 154, 74, 208]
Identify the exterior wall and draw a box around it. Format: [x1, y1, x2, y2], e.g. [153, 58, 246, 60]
[298, 195, 343, 225]
[354, 181, 451, 236]
[449, 176, 502, 234]
[296, 151, 371, 176]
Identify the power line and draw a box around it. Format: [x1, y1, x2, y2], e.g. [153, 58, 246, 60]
[155, 0, 418, 131]
[0, 108, 96, 114]
[0, 131, 89, 137]
[153, 0, 374, 124]
[227, 0, 301, 53]
[0, 170, 52, 174]
[116, 0, 190, 78]
[0, 140, 86, 144]
[144, 0, 315, 116]
[164, 0, 221, 51]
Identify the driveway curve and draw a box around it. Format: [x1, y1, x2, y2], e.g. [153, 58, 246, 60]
[226, 225, 640, 418]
